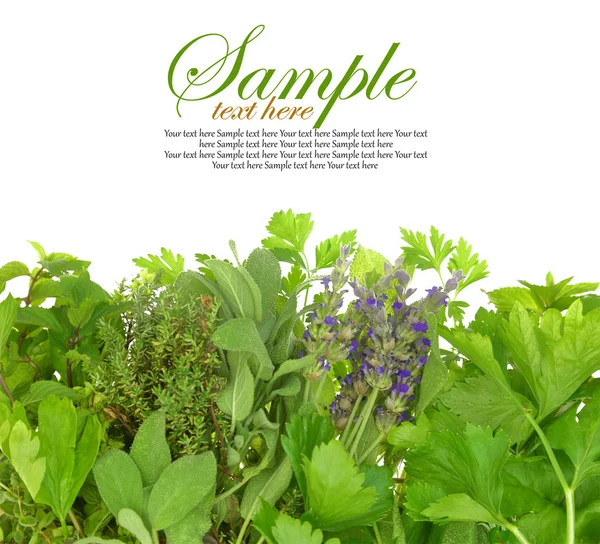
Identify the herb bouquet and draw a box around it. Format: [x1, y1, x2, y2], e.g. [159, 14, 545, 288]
[0, 211, 599, 544]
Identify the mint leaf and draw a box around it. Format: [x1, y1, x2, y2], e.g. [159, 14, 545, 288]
[0, 261, 29, 283]
[546, 393, 600, 489]
[400, 227, 454, 274]
[133, 248, 184, 285]
[315, 230, 357, 270]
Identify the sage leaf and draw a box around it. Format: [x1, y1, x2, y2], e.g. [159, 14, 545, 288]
[130, 411, 171, 487]
[117, 508, 152, 544]
[240, 457, 292, 519]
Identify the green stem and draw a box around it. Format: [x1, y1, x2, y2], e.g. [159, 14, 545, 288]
[502, 519, 531, 544]
[346, 396, 372, 449]
[349, 392, 378, 460]
[523, 411, 573, 544]
[357, 432, 384, 465]
[60, 517, 69, 539]
[313, 375, 326, 406]
[303, 379, 311, 404]
[69, 509, 84, 538]
[373, 521, 383, 544]
[215, 479, 247, 503]
[236, 515, 252, 544]
[152, 529, 160, 544]
[256, 537, 265, 544]
[341, 395, 363, 446]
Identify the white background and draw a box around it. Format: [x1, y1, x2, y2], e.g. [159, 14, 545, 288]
[1, 1, 599, 311]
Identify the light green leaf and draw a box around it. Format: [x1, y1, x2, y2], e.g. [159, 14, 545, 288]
[515, 503, 566, 544]
[263, 209, 314, 253]
[388, 413, 432, 450]
[246, 248, 282, 317]
[229, 241, 263, 323]
[117, 509, 152, 544]
[350, 246, 387, 286]
[501, 301, 600, 419]
[269, 375, 301, 399]
[93, 450, 144, 518]
[0, 261, 29, 283]
[207, 259, 257, 320]
[216, 352, 254, 425]
[8, 421, 46, 499]
[28, 241, 47, 260]
[546, 394, 600, 489]
[174, 270, 233, 319]
[416, 314, 447, 415]
[270, 355, 315, 383]
[0, 295, 18, 358]
[486, 287, 542, 314]
[448, 238, 489, 294]
[147, 451, 216, 530]
[130, 411, 171, 487]
[132, 248, 184, 285]
[240, 457, 292, 519]
[164, 492, 214, 544]
[281, 265, 307, 296]
[400, 227, 454, 273]
[304, 440, 377, 531]
[212, 318, 273, 380]
[20, 381, 82, 406]
[35, 396, 78, 521]
[281, 414, 335, 500]
[273, 515, 331, 544]
[315, 230, 357, 270]
[440, 373, 536, 445]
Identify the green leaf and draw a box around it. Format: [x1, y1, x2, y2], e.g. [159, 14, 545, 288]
[129, 411, 172, 487]
[501, 301, 600, 419]
[315, 231, 357, 270]
[229, 241, 263, 323]
[242, 428, 278, 480]
[349, 246, 387, 286]
[416, 314, 447, 415]
[212, 318, 273, 380]
[270, 355, 315, 383]
[132, 248, 184, 285]
[174, 270, 233, 319]
[546, 393, 600, 489]
[148, 451, 216, 530]
[29, 279, 65, 302]
[0, 261, 29, 283]
[207, 259, 257, 320]
[400, 227, 454, 273]
[304, 440, 378, 532]
[439, 522, 479, 544]
[35, 396, 78, 521]
[263, 209, 314, 254]
[388, 413, 432, 450]
[281, 414, 335, 500]
[246, 248, 282, 317]
[0, 295, 18, 358]
[117, 509, 152, 544]
[352, 465, 393, 526]
[486, 287, 542, 314]
[93, 450, 144, 518]
[282, 265, 307, 296]
[440, 373, 536, 445]
[20, 380, 81, 406]
[576, 499, 600, 541]
[448, 238, 489, 294]
[405, 481, 446, 522]
[422, 494, 499, 525]
[28, 241, 47, 260]
[501, 456, 562, 517]
[240, 457, 293, 519]
[216, 352, 254, 424]
[15, 307, 66, 333]
[7, 420, 46, 499]
[164, 492, 214, 544]
[378, 505, 405, 544]
[514, 503, 566, 544]
[269, 375, 301, 398]
[404, 425, 510, 522]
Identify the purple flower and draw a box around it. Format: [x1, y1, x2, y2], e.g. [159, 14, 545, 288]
[398, 369, 411, 379]
[298, 350, 305, 358]
[324, 315, 337, 326]
[349, 339, 359, 352]
[377, 366, 385, 375]
[426, 286, 439, 296]
[392, 300, 403, 311]
[367, 327, 376, 340]
[303, 329, 311, 341]
[418, 356, 428, 367]
[413, 321, 429, 333]
[366, 297, 377, 308]
[415, 375, 422, 385]
[322, 276, 331, 286]
[353, 300, 361, 311]
[422, 338, 431, 347]
[330, 402, 337, 414]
